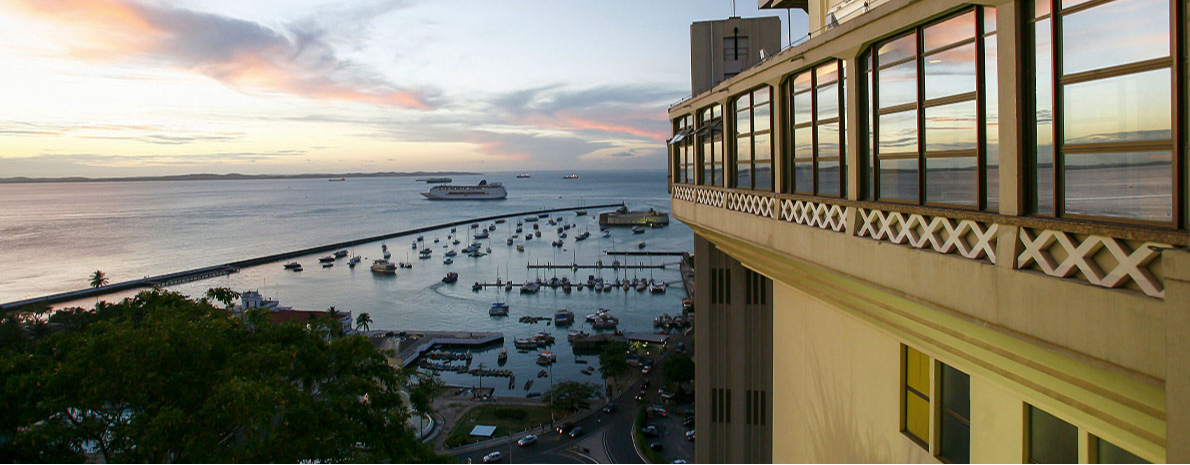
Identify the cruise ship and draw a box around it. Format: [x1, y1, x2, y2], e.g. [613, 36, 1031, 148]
[420, 180, 507, 200]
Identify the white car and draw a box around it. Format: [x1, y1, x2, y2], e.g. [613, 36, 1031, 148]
[483, 451, 502, 463]
[518, 434, 538, 446]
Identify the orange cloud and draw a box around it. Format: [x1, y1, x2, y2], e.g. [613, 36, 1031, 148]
[518, 112, 668, 142]
[4, 0, 432, 110]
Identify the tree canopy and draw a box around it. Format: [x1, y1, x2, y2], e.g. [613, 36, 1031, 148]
[598, 342, 629, 383]
[541, 381, 601, 413]
[0, 290, 444, 463]
[663, 352, 695, 387]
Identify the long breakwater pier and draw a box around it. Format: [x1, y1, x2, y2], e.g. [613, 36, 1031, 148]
[0, 203, 623, 311]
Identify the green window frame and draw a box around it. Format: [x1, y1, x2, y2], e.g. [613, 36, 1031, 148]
[784, 59, 848, 197]
[732, 86, 774, 191]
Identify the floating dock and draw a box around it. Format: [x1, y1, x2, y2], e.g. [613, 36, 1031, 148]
[374, 330, 504, 367]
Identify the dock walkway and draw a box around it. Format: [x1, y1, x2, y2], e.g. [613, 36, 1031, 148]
[371, 330, 504, 367]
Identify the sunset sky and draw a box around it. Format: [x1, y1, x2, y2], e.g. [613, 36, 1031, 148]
[0, 0, 804, 178]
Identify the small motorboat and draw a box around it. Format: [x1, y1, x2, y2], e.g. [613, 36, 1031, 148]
[489, 302, 509, 316]
[521, 281, 541, 294]
[283, 262, 302, 270]
[318, 256, 335, 263]
[443, 258, 454, 265]
[322, 262, 333, 268]
[632, 226, 645, 234]
[334, 250, 348, 258]
[638, 241, 646, 249]
[445, 250, 457, 257]
[399, 261, 413, 269]
[442, 272, 459, 283]
[419, 249, 432, 259]
[348, 256, 361, 268]
[498, 349, 508, 363]
[602, 230, 611, 238]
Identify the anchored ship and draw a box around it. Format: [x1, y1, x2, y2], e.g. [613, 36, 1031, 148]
[421, 180, 507, 200]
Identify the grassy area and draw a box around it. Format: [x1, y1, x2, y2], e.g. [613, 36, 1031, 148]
[444, 404, 555, 448]
[634, 407, 665, 464]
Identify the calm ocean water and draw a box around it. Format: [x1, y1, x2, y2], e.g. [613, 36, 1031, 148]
[0, 170, 691, 395]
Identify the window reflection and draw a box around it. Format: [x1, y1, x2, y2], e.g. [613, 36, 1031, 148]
[924, 43, 977, 100]
[926, 157, 978, 206]
[1064, 152, 1172, 222]
[880, 158, 919, 201]
[785, 61, 847, 196]
[879, 110, 918, 154]
[879, 60, 918, 108]
[733, 87, 772, 190]
[923, 11, 975, 52]
[1061, 0, 1170, 76]
[699, 105, 723, 187]
[1063, 69, 1171, 145]
[926, 101, 978, 153]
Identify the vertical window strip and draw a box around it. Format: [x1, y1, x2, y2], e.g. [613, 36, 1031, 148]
[903, 346, 931, 446]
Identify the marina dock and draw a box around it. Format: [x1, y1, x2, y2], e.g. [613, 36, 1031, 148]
[0, 203, 622, 311]
[525, 262, 667, 270]
[604, 251, 688, 256]
[372, 330, 504, 367]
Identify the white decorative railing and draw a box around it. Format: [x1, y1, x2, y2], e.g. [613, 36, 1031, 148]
[856, 208, 998, 264]
[672, 185, 1178, 298]
[1017, 229, 1169, 298]
[779, 198, 850, 232]
[725, 191, 776, 218]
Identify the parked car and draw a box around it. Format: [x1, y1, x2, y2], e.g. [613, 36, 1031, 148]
[569, 427, 585, 438]
[685, 429, 696, 441]
[483, 451, 502, 463]
[648, 405, 668, 417]
[602, 403, 617, 413]
[650, 442, 665, 451]
[641, 366, 652, 374]
[556, 422, 575, 434]
[635, 391, 647, 401]
[641, 424, 660, 437]
[517, 434, 538, 446]
[683, 416, 696, 427]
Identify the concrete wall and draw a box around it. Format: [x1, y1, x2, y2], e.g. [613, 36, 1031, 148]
[690, 17, 782, 95]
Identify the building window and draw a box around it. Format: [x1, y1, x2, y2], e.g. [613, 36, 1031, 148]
[671, 115, 695, 184]
[785, 59, 847, 196]
[724, 35, 750, 61]
[699, 105, 725, 186]
[864, 7, 999, 209]
[733, 86, 774, 190]
[1027, 0, 1178, 225]
[903, 345, 930, 446]
[1027, 405, 1078, 463]
[938, 363, 970, 463]
[1093, 436, 1149, 464]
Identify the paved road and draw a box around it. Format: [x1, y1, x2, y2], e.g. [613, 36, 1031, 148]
[451, 330, 697, 464]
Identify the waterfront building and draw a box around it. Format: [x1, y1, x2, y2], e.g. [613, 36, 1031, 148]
[671, 0, 1186, 463]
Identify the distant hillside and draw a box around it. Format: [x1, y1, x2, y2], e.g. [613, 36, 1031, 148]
[0, 171, 482, 184]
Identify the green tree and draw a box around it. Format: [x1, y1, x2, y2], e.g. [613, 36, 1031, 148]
[663, 352, 696, 389]
[542, 381, 600, 412]
[88, 270, 108, 289]
[598, 342, 629, 387]
[0, 290, 444, 463]
[203, 287, 240, 310]
[405, 368, 446, 414]
[356, 312, 373, 332]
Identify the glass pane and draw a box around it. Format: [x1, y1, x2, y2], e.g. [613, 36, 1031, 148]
[905, 392, 930, 443]
[794, 161, 814, 194]
[1034, 0, 1052, 18]
[881, 158, 919, 201]
[1096, 438, 1149, 464]
[879, 60, 918, 109]
[754, 160, 772, 191]
[817, 83, 840, 120]
[818, 123, 841, 160]
[793, 71, 813, 92]
[736, 108, 751, 135]
[927, 156, 978, 206]
[1029, 406, 1078, 464]
[924, 11, 976, 52]
[941, 364, 970, 418]
[1034, 18, 1055, 215]
[985, 34, 1000, 212]
[984, 6, 997, 33]
[818, 159, 840, 196]
[1063, 68, 1172, 145]
[925, 42, 978, 100]
[879, 33, 917, 64]
[817, 60, 840, 84]
[1065, 151, 1172, 222]
[754, 103, 771, 133]
[754, 133, 771, 162]
[794, 126, 814, 160]
[754, 87, 770, 105]
[794, 91, 814, 125]
[879, 110, 919, 154]
[1061, 0, 1170, 76]
[926, 100, 978, 152]
[939, 412, 971, 463]
[866, 64, 876, 200]
[737, 135, 752, 189]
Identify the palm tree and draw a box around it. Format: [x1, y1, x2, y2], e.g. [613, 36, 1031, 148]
[89, 270, 108, 289]
[356, 313, 373, 332]
[89, 270, 108, 304]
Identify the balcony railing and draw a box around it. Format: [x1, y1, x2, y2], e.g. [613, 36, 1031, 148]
[672, 184, 1181, 298]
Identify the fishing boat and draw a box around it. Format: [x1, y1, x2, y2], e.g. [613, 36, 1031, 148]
[474, 230, 489, 239]
[348, 256, 361, 268]
[489, 302, 509, 316]
[649, 279, 667, 293]
[498, 348, 508, 364]
[370, 259, 397, 274]
[334, 250, 348, 258]
[318, 255, 335, 263]
[555, 309, 575, 326]
[520, 281, 541, 294]
[536, 351, 557, 365]
[442, 272, 459, 283]
[514, 338, 537, 350]
[516, 173, 531, 178]
[638, 241, 646, 249]
[445, 250, 457, 257]
[602, 230, 611, 238]
[443, 258, 454, 265]
[632, 226, 645, 234]
[283, 262, 302, 270]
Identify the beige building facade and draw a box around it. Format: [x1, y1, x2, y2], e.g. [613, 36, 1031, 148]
[673, 0, 1186, 462]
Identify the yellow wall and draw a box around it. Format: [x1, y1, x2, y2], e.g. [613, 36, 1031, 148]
[773, 280, 938, 463]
